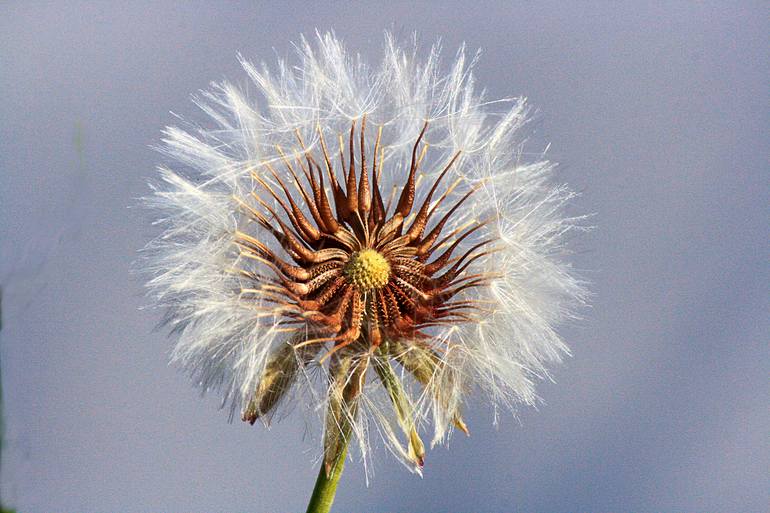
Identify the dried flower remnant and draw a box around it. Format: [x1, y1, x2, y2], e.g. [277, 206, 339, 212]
[143, 32, 587, 490]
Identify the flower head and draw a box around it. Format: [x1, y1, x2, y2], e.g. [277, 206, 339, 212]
[143, 32, 587, 474]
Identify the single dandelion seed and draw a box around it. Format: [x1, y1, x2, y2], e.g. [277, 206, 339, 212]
[141, 31, 588, 513]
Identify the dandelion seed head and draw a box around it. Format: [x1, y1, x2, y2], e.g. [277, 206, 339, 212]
[141, 30, 588, 474]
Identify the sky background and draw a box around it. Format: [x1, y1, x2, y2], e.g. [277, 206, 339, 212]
[1, 2, 767, 512]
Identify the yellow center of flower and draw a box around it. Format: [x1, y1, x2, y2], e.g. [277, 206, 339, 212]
[344, 249, 390, 291]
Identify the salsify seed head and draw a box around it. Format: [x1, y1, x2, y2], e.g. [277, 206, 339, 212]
[142, 31, 588, 475]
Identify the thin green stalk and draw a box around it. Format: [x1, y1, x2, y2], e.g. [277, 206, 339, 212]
[305, 437, 349, 513]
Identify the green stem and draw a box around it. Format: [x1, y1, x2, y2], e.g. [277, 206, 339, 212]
[305, 437, 349, 513]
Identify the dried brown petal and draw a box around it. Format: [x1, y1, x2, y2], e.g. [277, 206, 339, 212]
[242, 342, 318, 424]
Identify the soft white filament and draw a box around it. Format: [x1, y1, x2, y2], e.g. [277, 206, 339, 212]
[142, 31, 587, 472]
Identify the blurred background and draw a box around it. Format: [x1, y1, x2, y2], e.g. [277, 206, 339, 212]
[1, 2, 767, 512]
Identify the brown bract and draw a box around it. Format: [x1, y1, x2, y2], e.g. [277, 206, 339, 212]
[234, 118, 497, 363]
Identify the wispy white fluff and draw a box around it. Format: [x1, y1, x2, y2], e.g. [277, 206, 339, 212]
[141, 31, 588, 472]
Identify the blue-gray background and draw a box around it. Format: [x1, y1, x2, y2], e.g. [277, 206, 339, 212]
[1, 2, 767, 512]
